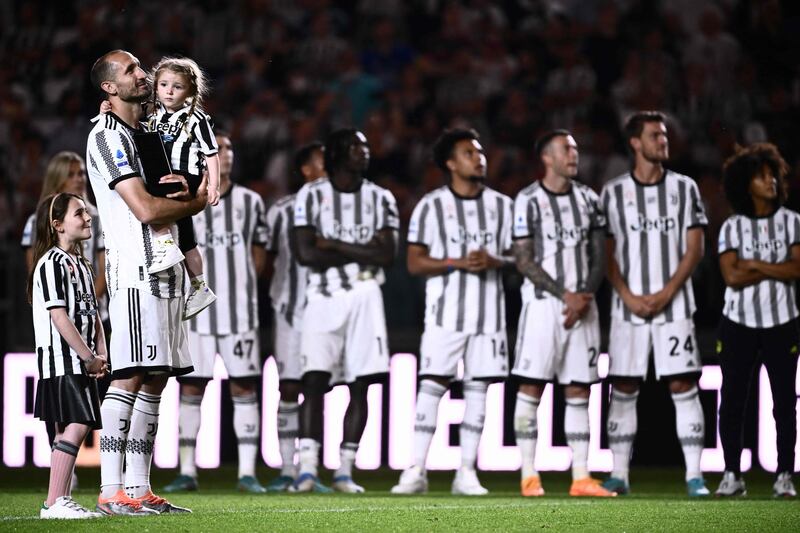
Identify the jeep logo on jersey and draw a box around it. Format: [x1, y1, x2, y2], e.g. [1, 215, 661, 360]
[203, 231, 243, 247]
[331, 221, 373, 242]
[744, 239, 785, 253]
[450, 226, 494, 246]
[546, 223, 588, 242]
[74, 290, 96, 306]
[151, 118, 187, 138]
[629, 214, 676, 233]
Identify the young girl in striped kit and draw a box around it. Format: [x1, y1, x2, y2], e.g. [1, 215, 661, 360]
[29, 193, 108, 519]
[100, 55, 219, 320]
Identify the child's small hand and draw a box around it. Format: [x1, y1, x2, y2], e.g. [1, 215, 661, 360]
[99, 100, 112, 114]
[208, 186, 220, 206]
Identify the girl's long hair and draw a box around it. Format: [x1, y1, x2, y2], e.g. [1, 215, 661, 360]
[27, 193, 89, 303]
[151, 56, 209, 134]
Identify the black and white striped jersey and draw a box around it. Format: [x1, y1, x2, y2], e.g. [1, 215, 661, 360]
[190, 184, 268, 335]
[600, 170, 708, 324]
[147, 103, 218, 176]
[513, 180, 606, 301]
[86, 112, 184, 299]
[407, 185, 513, 334]
[32, 247, 98, 379]
[293, 177, 400, 297]
[719, 208, 800, 328]
[266, 194, 308, 326]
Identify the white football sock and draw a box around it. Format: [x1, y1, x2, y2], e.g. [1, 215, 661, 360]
[607, 388, 638, 484]
[99, 387, 136, 498]
[232, 393, 260, 479]
[178, 394, 202, 478]
[413, 380, 447, 470]
[514, 392, 540, 479]
[277, 401, 299, 477]
[672, 386, 705, 481]
[124, 391, 161, 498]
[565, 397, 590, 480]
[460, 381, 488, 469]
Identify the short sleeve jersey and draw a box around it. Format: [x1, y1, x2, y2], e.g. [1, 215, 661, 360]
[147, 103, 218, 176]
[513, 180, 606, 301]
[718, 207, 800, 328]
[86, 112, 184, 299]
[600, 170, 708, 324]
[293, 177, 399, 297]
[266, 193, 309, 326]
[407, 185, 513, 334]
[32, 247, 98, 379]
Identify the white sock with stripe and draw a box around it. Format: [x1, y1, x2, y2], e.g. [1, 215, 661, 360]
[99, 387, 136, 498]
[460, 381, 488, 469]
[514, 392, 540, 479]
[672, 386, 705, 481]
[124, 391, 161, 498]
[607, 389, 638, 484]
[232, 393, 260, 479]
[277, 401, 299, 477]
[413, 380, 448, 470]
[178, 394, 202, 478]
[565, 397, 591, 480]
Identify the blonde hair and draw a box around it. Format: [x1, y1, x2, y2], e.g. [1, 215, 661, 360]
[151, 56, 209, 129]
[39, 152, 86, 200]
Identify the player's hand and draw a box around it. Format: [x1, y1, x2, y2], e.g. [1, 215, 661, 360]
[562, 306, 581, 329]
[642, 288, 673, 315]
[563, 291, 592, 317]
[99, 100, 112, 114]
[161, 174, 190, 199]
[84, 353, 107, 378]
[207, 186, 220, 206]
[622, 292, 655, 318]
[466, 249, 500, 272]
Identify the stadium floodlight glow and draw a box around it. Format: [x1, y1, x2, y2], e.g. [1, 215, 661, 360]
[154, 355, 229, 469]
[698, 365, 751, 473]
[388, 353, 417, 469]
[757, 366, 800, 472]
[3, 353, 51, 467]
[261, 357, 283, 468]
[3, 351, 796, 471]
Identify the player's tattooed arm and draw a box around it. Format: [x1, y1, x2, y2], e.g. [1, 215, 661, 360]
[579, 228, 606, 293]
[291, 226, 350, 268]
[513, 237, 565, 299]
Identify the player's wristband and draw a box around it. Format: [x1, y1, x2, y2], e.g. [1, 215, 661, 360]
[446, 258, 455, 273]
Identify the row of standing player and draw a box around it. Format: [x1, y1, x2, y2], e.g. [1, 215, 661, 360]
[29, 49, 798, 520]
[164, 113, 798, 500]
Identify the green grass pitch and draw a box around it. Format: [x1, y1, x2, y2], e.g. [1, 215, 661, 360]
[1, 467, 797, 532]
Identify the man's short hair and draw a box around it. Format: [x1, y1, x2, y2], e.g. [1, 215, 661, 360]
[535, 129, 572, 157]
[294, 142, 324, 179]
[90, 50, 125, 93]
[432, 128, 480, 173]
[623, 111, 666, 142]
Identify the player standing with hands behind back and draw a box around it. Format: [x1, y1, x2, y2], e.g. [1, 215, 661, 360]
[600, 111, 710, 497]
[29, 193, 108, 519]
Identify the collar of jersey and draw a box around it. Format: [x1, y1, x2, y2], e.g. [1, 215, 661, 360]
[630, 167, 667, 187]
[540, 180, 573, 196]
[106, 111, 144, 132]
[329, 177, 364, 193]
[448, 184, 484, 200]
